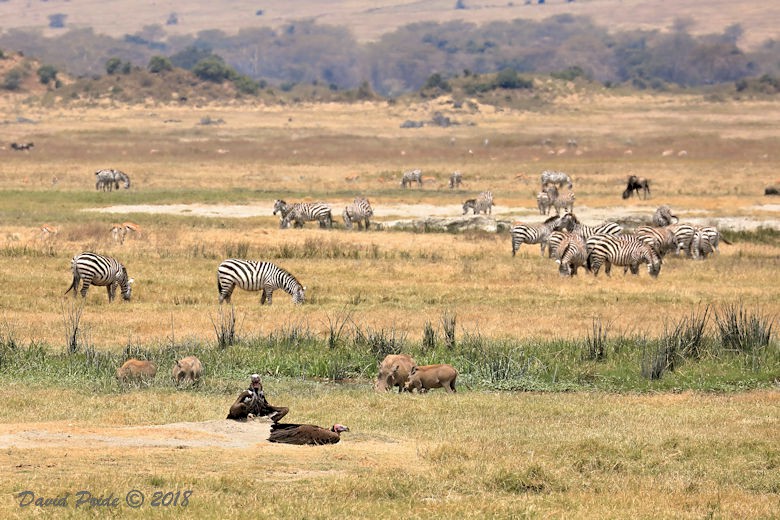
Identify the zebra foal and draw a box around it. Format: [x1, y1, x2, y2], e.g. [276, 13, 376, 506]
[217, 259, 305, 305]
[65, 252, 134, 301]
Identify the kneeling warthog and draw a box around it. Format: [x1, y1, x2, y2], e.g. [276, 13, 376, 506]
[374, 354, 417, 393]
[172, 356, 202, 385]
[404, 364, 458, 393]
[116, 358, 157, 383]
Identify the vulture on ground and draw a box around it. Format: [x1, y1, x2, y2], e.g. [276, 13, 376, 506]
[268, 423, 349, 445]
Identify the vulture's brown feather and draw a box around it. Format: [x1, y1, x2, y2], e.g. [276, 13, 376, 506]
[268, 423, 349, 445]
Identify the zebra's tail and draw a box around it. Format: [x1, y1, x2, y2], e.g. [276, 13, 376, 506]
[585, 249, 595, 273]
[720, 234, 733, 245]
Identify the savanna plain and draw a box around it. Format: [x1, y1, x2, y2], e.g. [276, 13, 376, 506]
[0, 90, 778, 518]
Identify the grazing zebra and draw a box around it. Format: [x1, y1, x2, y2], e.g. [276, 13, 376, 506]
[690, 226, 731, 259]
[635, 225, 678, 257]
[666, 223, 696, 256]
[555, 233, 588, 276]
[217, 259, 305, 305]
[586, 235, 662, 278]
[546, 230, 570, 258]
[462, 191, 494, 215]
[95, 169, 131, 191]
[343, 197, 373, 230]
[65, 252, 133, 302]
[449, 171, 463, 189]
[622, 175, 650, 200]
[280, 202, 333, 229]
[540, 170, 573, 190]
[652, 205, 678, 227]
[554, 212, 623, 241]
[400, 169, 423, 188]
[551, 191, 575, 215]
[510, 215, 561, 257]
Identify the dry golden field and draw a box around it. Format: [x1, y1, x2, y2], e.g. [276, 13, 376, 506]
[0, 90, 778, 518]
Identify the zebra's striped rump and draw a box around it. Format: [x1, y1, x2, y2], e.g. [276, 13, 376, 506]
[217, 259, 305, 305]
[66, 252, 133, 301]
[586, 235, 661, 278]
[555, 233, 587, 276]
[510, 215, 561, 257]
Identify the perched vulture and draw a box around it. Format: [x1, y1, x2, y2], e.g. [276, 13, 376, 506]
[268, 423, 349, 445]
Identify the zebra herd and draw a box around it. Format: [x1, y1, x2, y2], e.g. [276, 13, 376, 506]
[273, 198, 374, 231]
[65, 252, 306, 305]
[511, 209, 729, 278]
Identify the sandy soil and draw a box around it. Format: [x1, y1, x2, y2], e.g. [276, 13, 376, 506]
[87, 202, 780, 231]
[0, 417, 275, 449]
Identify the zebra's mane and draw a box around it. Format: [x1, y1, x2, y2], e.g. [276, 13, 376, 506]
[543, 215, 560, 225]
[562, 212, 580, 224]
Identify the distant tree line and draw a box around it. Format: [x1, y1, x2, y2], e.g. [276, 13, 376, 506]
[0, 15, 778, 95]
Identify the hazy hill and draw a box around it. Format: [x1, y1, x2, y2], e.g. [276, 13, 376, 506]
[0, 0, 777, 50]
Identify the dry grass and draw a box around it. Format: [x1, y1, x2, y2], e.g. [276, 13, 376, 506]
[0, 91, 778, 518]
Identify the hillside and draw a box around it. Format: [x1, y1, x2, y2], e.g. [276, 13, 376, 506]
[0, 0, 777, 50]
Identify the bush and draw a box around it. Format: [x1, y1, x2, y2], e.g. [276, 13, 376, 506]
[37, 65, 58, 85]
[105, 58, 122, 75]
[147, 55, 173, 74]
[2, 69, 23, 91]
[193, 56, 236, 83]
[495, 68, 532, 89]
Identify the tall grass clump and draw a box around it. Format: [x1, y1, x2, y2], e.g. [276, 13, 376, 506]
[224, 241, 250, 259]
[441, 310, 456, 350]
[641, 341, 673, 380]
[353, 324, 406, 361]
[667, 306, 710, 360]
[421, 320, 436, 353]
[326, 308, 353, 349]
[715, 303, 774, 369]
[61, 300, 85, 354]
[584, 317, 610, 361]
[211, 304, 240, 349]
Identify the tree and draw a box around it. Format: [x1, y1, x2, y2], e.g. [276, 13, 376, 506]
[147, 55, 173, 73]
[193, 56, 236, 83]
[105, 58, 122, 75]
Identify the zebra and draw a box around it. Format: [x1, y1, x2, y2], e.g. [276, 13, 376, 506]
[551, 191, 575, 215]
[554, 212, 623, 241]
[449, 171, 463, 189]
[586, 235, 662, 278]
[462, 191, 494, 215]
[540, 170, 573, 190]
[11, 142, 34, 151]
[510, 215, 561, 257]
[400, 169, 423, 188]
[635, 225, 679, 257]
[555, 232, 588, 276]
[65, 252, 133, 302]
[343, 197, 374, 230]
[217, 259, 305, 305]
[537, 185, 558, 215]
[272, 199, 300, 228]
[690, 226, 731, 259]
[280, 202, 333, 229]
[666, 223, 696, 256]
[652, 205, 678, 227]
[95, 169, 131, 191]
[622, 175, 650, 200]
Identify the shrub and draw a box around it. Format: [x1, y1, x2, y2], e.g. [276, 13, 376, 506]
[193, 56, 236, 83]
[147, 55, 173, 73]
[105, 58, 122, 75]
[37, 65, 58, 85]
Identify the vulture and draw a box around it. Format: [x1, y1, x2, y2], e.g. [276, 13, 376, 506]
[268, 423, 349, 445]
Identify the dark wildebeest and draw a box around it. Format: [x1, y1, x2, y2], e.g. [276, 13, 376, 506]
[622, 175, 650, 200]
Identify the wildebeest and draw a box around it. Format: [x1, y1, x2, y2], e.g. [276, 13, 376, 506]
[404, 364, 458, 393]
[374, 354, 417, 392]
[622, 175, 650, 200]
[172, 356, 203, 385]
[765, 186, 779, 196]
[116, 359, 157, 383]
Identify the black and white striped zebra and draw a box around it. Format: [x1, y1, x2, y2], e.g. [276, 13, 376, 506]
[555, 232, 588, 276]
[510, 215, 561, 257]
[652, 205, 678, 227]
[540, 170, 573, 190]
[536, 185, 558, 215]
[666, 223, 696, 256]
[635, 225, 679, 257]
[95, 169, 131, 191]
[217, 259, 305, 305]
[65, 252, 133, 301]
[551, 191, 575, 215]
[272, 199, 300, 228]
[554, 212, 623, 241]
[690, 226, 730, 259]
[343, 197, 374, 230]
[400, 169, 423, 188]
[462, 191, 494, 215]
[278, 201, 333, 229]
[586, 235, 662, 278]
[546, 230, 569, 258]
[449, 171, 463, 189]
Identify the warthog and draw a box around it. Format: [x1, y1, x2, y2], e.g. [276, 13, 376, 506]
[404, 364, 458, 393]
[116, 359, 157, 383]
[172, 356, 202, 385]
[374, 354, 417, 393]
